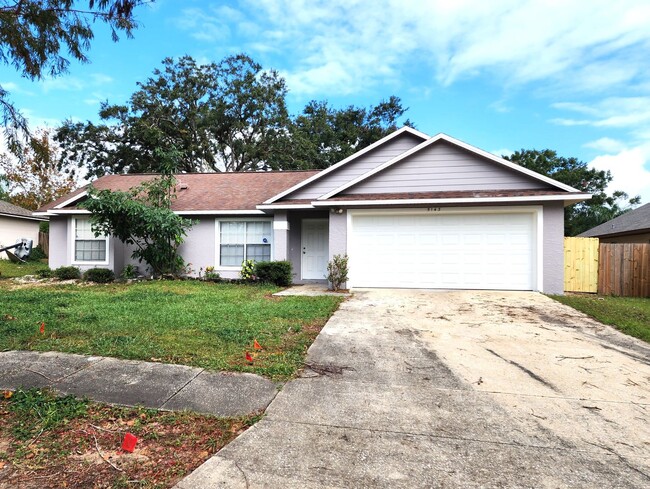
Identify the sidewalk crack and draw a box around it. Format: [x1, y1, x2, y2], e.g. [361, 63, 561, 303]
[159, 369, 204, 409]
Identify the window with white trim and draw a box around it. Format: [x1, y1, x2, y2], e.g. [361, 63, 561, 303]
[74, 218, 107, 262]
[219, 220, 272, 266]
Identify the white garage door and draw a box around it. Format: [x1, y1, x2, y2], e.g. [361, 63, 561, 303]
[349, 211, 536, 290]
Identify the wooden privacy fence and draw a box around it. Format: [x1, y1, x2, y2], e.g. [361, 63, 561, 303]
[564, 237, 599, 293]
[38, 231, 49, 257]
[599, 243, 650, 297]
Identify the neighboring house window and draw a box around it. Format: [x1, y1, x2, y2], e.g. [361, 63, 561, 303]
[74, 218, 107, 262]
[219, 220, 272, 266]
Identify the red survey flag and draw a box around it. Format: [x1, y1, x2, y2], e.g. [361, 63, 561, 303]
[122, 433, 137, 453]
[39, 322, 45, 334]
[253, 339, 262, 350]
[245, 351, 253, 363]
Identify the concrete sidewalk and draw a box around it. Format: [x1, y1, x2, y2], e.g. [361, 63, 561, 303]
[0, 350, 278, 416]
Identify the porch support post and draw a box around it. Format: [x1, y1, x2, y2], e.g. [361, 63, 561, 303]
[273, 211, 290, 261]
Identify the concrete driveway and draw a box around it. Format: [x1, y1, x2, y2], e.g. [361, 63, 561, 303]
[177, 289, 650, 488]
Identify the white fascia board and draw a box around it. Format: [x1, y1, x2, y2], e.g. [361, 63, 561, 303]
[261, 126, 430, 204]
[318, 133, 581, 200]
[311, 194, 591, 207]
[44, 209, 92, 215]
[177, 210, 265, 216]
[53, 190, 88, 209]
[256, 204, 315, 210]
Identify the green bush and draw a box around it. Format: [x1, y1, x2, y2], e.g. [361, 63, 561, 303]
[254, 261, 293, 286]
[54, 266, 81, 280]
[36, 268, 53, 279]
[120, 264, 138, 279]
[240, 259, 256, 281]
[326, 254, 349, 291]
[83, 268, 115, 283]
[39, 222, 49, 233]
[28, 245, 47, 261]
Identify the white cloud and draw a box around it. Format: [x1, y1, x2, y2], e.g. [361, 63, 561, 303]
[551, 97, 650, 131]
[228, 0, 650, 97]
[590, 146, 650, 203]
[584, 138, 627, 154]
[1, 81, 35, 96]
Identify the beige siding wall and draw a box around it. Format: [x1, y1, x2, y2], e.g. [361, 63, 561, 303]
[0, 216, 41, 259]
[287, 133, 424, 200]
[346, 142, 552, 194]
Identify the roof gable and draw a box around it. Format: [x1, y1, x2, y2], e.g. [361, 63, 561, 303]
[265, 126, 429, 203]
[318, 133, 579, 200]
[580, 203, 650, 238]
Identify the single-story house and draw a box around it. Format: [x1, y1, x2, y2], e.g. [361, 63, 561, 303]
[579, 203, 650, 243]
[35, 128, 590, 293]
[0, 200, 45, 259]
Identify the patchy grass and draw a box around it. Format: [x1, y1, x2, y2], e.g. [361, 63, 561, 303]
[0, 388, 258, 488]
[552, 294, 650, 343]
[0, 280, 342, 379]
[0, 259, 47, 278]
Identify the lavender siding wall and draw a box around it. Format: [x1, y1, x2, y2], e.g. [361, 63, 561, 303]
[542, 201, 565, 294]
[345, 142, 552, 194]
[287, 133, 424, 200]
[178, 218, 216, 276]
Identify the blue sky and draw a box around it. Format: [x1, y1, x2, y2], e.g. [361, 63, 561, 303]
[3, 0, 650, 202]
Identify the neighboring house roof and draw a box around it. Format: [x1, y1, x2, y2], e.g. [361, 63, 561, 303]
[579, 203, 650, 238]
[0, 200, 45, 221]
[37, 171, 319, 215]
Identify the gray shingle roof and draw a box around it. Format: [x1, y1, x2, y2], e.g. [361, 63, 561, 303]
[579, 203, 650, 238]
[0, 200, 35, 218]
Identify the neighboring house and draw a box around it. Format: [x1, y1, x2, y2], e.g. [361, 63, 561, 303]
[35, 128, 590, 293]
[579, 203, 650, 243]
[0, 200, 45, 259]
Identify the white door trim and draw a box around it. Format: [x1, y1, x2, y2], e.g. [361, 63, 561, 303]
[301, 218, 329, 280]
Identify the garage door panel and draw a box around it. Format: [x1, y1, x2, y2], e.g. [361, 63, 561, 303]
[350, 211, 536, 290]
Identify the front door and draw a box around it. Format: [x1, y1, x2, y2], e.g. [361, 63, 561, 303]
[301, 219, 329, 280]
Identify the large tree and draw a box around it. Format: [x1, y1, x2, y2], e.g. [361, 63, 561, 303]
[82, 151, 193, 276]
[0, 128, 78, 210]
[57, 54, 290, 176]
[0, 0, 148, 154]
[505, 149, 641, 236]
[56, 54, 412, 176]
[273, 96, 410, 170]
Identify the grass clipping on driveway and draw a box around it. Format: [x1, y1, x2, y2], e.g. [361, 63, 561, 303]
[552, 294, 650, 343]
[0, 281, 342, 380]
[0, 388, 258, 488]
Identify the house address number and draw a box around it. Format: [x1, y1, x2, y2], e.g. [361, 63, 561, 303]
[427, 207, 441, 212]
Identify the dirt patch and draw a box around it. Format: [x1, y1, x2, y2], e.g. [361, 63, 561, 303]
[0, 398, 257, 489]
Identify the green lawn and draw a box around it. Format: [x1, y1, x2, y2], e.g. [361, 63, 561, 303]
[0, 280, 342, 379]
[552, 294, 650, 343]
[0, 259, 47, 278]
